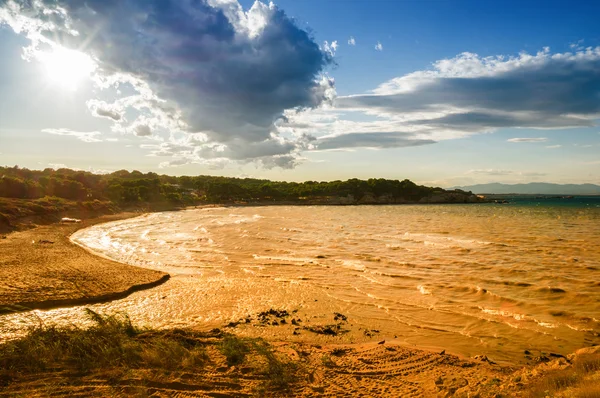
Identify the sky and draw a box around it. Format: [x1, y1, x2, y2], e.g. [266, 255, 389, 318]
[0, 0, 599, 187]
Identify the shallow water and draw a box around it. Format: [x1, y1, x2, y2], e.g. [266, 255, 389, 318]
[2, 204, 600, 364]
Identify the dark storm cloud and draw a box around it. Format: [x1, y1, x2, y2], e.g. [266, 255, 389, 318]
[2, 0, 333, 148]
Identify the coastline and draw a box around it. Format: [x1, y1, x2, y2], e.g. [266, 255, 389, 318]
[1, 207, 599, 396]
[0, 212, 170, 315]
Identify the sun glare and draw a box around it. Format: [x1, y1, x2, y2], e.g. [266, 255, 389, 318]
[39, 47, 96, 90]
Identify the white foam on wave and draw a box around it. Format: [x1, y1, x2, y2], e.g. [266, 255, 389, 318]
[479, 307, 557, 329]
[401, 232, 493, 249]
[480, 307, 527, 321]
[338, 259, 366, 271]
[252, 254, 316, 263]
[418, 285, 432, 295]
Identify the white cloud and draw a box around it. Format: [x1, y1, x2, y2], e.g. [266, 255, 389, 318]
[337, 48, 600, 137]
[545, 144, 562, 149]
[1, 0, 334, 168]
[507, 138, 548, 143]
[467, 169, 546, 177]
[284, 47, 600, 153]
[42, 128, 102, 143]
[348, 36, 356, 46]
[375, 41, 383, 51]
[86, 100, 124, 121]
[323, 40, 338, 56]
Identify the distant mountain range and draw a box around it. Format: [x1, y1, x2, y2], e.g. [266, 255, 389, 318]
[452, 183, 600, 195]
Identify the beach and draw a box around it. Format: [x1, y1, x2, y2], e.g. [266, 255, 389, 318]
[0, 213, 169, 314]
[1, 205, 599, 396]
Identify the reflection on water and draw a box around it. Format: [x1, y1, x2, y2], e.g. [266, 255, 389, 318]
[2, 204, 600, 364]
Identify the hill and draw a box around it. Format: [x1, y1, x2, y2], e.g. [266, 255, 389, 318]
[0, 166, 482, 232]
[453, 182, 600, 195]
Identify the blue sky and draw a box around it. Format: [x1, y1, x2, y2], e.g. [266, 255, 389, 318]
[1, 0, 599, 186]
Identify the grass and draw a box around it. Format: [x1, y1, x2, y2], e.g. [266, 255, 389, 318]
[0, 309, 303, 395]
[220, 334, 252, 366]
[220, 334, 302, 392]
[526, 352, 600, 398]
[253, 339, 302, 391]
[0, 309, 210, 375]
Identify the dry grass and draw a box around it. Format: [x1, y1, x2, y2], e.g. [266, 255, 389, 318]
[220, 334, 252, 366]
[0, 310, 303, 395]
[574, 382, 600, 398]
[0, 309, 211, 375]
[526, 353, 600, 398]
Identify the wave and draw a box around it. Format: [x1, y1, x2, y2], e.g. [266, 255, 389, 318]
[479, 307, 557, 329]
[399, 232, 494, 249]
[369, 271, 424, 280]
[481, 279, 532, 288]
[537, 287, 567, 294]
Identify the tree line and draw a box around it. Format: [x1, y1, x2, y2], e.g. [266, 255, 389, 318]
[0, 166, 450, 205]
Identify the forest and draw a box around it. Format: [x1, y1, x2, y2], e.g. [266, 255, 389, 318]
[0, 166, 447, 204]
[0, 166, 476, 231]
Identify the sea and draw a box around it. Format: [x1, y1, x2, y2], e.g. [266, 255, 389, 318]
[2, 197, 599, 364]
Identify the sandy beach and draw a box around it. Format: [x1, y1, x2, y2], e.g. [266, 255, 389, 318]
[1, 210, 599, 397]
[0, 213, 169, 314]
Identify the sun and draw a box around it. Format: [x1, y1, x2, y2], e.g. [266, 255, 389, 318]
[38, 47, 96, 90]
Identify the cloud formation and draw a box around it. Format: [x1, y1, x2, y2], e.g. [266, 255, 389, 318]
[315, 132, 434, 151]
[277, 47, 600, 155]
[1, 0, 334, 167]
[467, 169, 546, 177]
[3, 1, 599, 168]
[507, 138, 548, 142]
[336, 48, 600, 137]
[42, 128, 102, 143]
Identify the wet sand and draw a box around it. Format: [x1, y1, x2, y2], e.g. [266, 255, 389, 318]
[0, 213, 169, 314]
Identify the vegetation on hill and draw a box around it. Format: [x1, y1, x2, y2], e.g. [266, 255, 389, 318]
[0, 166, 478, 231]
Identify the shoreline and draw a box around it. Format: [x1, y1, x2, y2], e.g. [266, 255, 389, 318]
[0, 212, 171, 315]
[1, 207, 599, 396]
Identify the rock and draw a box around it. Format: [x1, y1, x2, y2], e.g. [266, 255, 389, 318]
[378, 340, 385, 345]
[333, 312, 348, 321]
[533, 355, 550, 363]
[549, 352, 566, 359]
[473, 355, 496, 364]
